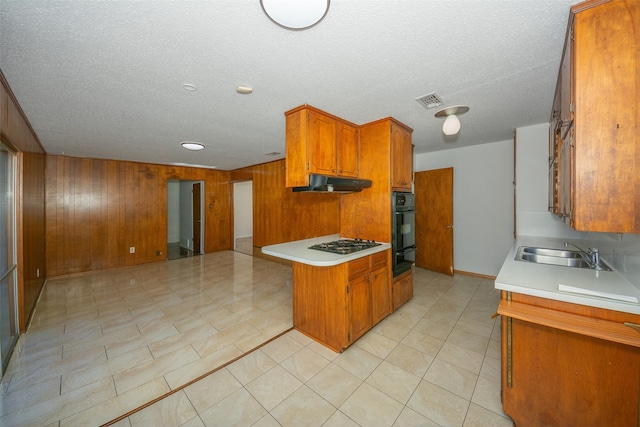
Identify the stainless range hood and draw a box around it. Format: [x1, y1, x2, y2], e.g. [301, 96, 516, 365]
[292, 174, 372, 193]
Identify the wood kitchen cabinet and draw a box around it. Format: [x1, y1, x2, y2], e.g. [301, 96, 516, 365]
[548, 0, 639, 233]
[292, 250, 390, 352]
[498, 291, 640, 426]
[285, 105, 359, 188]
[391, 122, 413, 191]
[392, 268, 413, 311]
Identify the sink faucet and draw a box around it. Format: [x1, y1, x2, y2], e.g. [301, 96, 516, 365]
[564, 242, 606, 270]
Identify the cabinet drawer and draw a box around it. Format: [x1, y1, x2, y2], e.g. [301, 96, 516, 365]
[371, 251, 387, 270]
[348, 256, 371, 279]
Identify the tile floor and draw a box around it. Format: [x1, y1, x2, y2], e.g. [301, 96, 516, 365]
[0, 251, 513, 427]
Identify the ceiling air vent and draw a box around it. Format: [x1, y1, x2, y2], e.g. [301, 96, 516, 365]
[415, 92, 444, 110]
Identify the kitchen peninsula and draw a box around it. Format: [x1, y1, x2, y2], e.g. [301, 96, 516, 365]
[263, 235, 393, 352]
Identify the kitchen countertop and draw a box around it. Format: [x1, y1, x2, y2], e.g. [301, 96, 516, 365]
[495, 235, 640, 315]
[262, 234, 391, 267]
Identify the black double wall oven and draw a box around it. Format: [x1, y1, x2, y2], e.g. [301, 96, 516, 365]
[392, 192, 416, 277]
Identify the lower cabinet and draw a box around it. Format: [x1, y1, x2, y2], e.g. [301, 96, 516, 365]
[292, 250, 391, 352]
[498, 291, 640, 427]
[392, 269, 413, 310]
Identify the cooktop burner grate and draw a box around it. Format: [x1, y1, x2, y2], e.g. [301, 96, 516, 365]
[308, 239, 381, 255]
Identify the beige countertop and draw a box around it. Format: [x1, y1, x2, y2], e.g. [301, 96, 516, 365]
[262, 234, 391, 267]
[495, 235, 640, 315]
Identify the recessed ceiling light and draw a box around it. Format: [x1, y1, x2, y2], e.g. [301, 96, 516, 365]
[183, 84, 196, 91]
[236, 85, 253, 94]
[181, 142, 205, 151]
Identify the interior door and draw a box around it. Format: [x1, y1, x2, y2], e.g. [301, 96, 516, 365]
[192, 182, 201, 253]
[414, 167, 454, 276]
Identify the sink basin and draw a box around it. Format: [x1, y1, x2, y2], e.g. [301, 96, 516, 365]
[520, 247, 584, 259]
[515, 246, 612, 271]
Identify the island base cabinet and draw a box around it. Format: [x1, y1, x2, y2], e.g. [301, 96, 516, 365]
[501, 316, 640, 427]
[292, 250, 390, 352]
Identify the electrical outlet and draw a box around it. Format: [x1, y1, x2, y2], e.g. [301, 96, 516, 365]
[130, 246, 135, 253]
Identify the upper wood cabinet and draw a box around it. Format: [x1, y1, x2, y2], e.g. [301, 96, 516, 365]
[285, 105, 359, 187]
[391, 122, 413, 191]
[549, 0, 639, 233]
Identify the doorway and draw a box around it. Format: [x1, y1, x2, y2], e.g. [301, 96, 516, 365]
[0, 142, 18, 375]
[414, 167, 454, 276]
[167, 180, 204, 260]
[233, 181, 253, 256]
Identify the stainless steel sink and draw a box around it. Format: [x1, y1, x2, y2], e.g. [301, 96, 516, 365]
[520, 247, 584, 259]
[515, 246, 612, 271]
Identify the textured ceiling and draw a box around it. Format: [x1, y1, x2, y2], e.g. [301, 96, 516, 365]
[0, 0, 577, 171]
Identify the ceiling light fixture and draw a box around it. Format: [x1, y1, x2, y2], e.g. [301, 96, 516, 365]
[181, 142, 205, 151]
[236, 85, 253, 94]
[183, 84, 196, 91]
[434, 105, 470, 136]
[260, 0, 330, 30]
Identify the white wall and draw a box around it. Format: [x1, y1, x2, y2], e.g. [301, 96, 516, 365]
[415, 140, 515, 276]
[234, 181, 253, 240]
[515, 123, 579, 239]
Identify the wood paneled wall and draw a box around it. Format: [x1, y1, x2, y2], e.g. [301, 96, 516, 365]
[45, 155, 232, 277]
[1, 70, 47, 331]
[236, 160, 341, 249]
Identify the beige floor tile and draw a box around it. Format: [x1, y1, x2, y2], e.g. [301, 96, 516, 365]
[411, 317, 455, 340]
[113, 345, 200, 394]
[384, 343, 434, 378]
[447, 328, 490, 354]
[400, 329, 444, 357]
[270, 385, 336, 427]
[252, 413, 282, 427]
[128, 391, 198, 427]
[61, 345, 153, 394]
[340, 382, 404, 427]
[463, 403, 514, 427]
[322, 410, 360, 427]
[1, 377, 115, 427]
[470, 376, 505, 416]
[371, 318, 412, 342]
[164, 344, 243, 390]
[198, 388, 267, 427]
[365, 361, 421, 404]
[306, 363, 362, 407]
[0, 375, 61, 416]
[183, 367, 243, 413]
[436, 341, 485, 374]
[479, 355, 501, 383]
[354, 330, 399, 359]
[424, 359, 478, 400]
[393, 406, 439, 427]
[259, 334, 305, 363]
[245, 365, 302, 411]
[280, 346, 331, 382]
[226, 349, 278, 385]
[407, 380, 470, 427]
[334, 345, 382, 380]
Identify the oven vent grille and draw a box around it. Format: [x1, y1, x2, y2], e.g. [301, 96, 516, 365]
[415, 92, 444, 109]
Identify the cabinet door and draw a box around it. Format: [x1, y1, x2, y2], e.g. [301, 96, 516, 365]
[391, 123, 412, 190]
[308, 111, 337, 176]
[371, 266, 390, 325]
[503, 317, 640, 426]
[336, 121, 359, 177]
[348, 275, 372, 344]
[392, 271, 413, 311]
